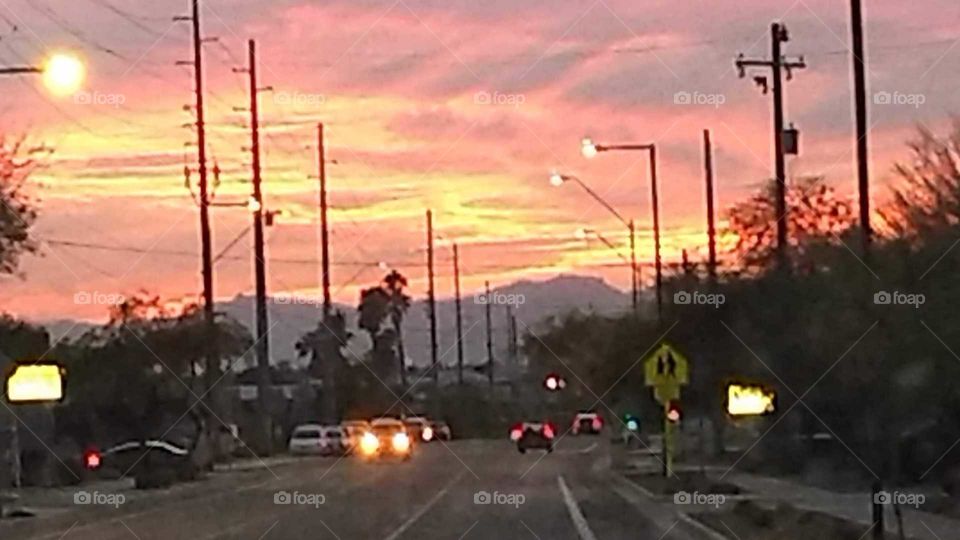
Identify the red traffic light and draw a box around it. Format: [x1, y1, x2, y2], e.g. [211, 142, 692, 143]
[83, 448, 102, 470]
[666, 401, 682, 423]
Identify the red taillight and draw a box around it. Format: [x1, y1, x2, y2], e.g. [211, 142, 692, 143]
[592, 417, 602, 430]
[83, 449, 101, 470]
[542, 424, 555, 439]
[510, 423, 523, 441]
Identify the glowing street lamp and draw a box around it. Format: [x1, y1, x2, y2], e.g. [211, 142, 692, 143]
[578, 135, 662, 322]
[581, 137, 598, 159]
[551, 171, 639, 314]
[0, 52, 85, 97]
[42, 53, 85, 96]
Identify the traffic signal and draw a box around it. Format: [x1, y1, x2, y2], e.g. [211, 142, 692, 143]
[666, 401, 682, 423]
[624, 414, 639, 432]
[83, 447, 102, 470]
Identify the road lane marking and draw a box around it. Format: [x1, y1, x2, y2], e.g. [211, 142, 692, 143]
[383, 469, 466, 540]
[557, 476, 598, 540]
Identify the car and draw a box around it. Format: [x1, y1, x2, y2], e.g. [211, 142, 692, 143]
[357, 418, 413, 460]
[510, 422, 555, 453]
[101, 439, 198, 489]
[340, 420, 371, 453]
[288, 424, 346, 456]
[571, 412, 603, 435]
[430, 421, 452, 441]
[403, 416, 432, 442]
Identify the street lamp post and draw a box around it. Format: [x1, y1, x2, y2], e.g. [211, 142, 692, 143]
[551, 172, 639, 315]
[580, 137, 663, 324]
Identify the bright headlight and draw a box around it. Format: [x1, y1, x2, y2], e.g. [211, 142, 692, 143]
[360, 432, 379, 454]
[392, 432, 410, 452]
[422, 427, 434, 441]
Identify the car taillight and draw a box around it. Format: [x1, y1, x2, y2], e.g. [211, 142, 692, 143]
[592, 418, 602, 430]
[542, 424, 555, 439]
[510, 424, 523, 441]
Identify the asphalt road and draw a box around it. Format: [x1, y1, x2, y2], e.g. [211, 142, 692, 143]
[0, 437, 679, 539]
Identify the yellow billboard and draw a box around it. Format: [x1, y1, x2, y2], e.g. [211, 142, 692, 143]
[6, 364, 65, 403]
[727, 383, 775, 416]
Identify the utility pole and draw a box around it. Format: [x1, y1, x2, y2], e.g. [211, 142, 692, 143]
[736, 23, 806, 267]
[849, 5, 880, 535]
[318, 123, 331, 317]
[510, 306, 519, 364]
[485, 280, 493, 387]
[453, 243, 464, 386]
[850, 0, 871, 254]
[506, 305, 518, 364]
[703, 129, 717, 281]
[180, 0, 217, 424]
[649, 146, 663, 323]
[629, 220, 638, 314]
[242, 39, 272, 455]
[426, 210, 438, 385]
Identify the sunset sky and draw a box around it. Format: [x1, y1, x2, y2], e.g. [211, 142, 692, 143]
[0, 0, 956, 322]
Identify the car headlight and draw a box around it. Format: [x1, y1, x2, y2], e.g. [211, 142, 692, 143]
[422, 426, 434, 441]
[360, 432, 379, 454]
[392, 432, 410, 453]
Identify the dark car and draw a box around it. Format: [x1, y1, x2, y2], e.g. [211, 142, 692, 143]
[510, 422, 555, 453]
[102, 439, 198, 489]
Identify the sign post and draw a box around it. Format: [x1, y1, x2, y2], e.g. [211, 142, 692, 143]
[4, 363, 65, 488]
[644, 343, 689, 477]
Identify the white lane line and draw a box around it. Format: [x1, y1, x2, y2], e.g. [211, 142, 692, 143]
[557, 476, 598, 540]
[383, 470, 466, 540]
[579, 442, 598, 454]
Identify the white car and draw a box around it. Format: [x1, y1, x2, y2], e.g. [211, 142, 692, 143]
[571, 412, 603, 435]
[288, 424, 346, 456]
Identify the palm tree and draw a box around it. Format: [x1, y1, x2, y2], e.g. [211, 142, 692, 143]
[357, 271, 411, 386]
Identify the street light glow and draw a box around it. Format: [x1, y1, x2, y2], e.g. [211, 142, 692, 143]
[42, 53, 84, 96]
[549, 172, 565, 186]
[581, 137, 598, 159]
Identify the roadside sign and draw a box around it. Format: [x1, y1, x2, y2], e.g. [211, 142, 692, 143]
[642, 343, 690, 478]
[5, 363, 65, 403]
[644, 343, 689, 389]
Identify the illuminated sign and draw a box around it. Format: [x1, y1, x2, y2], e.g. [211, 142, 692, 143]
[727, 383, 775, 416]
[6, 364, 65, 403]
